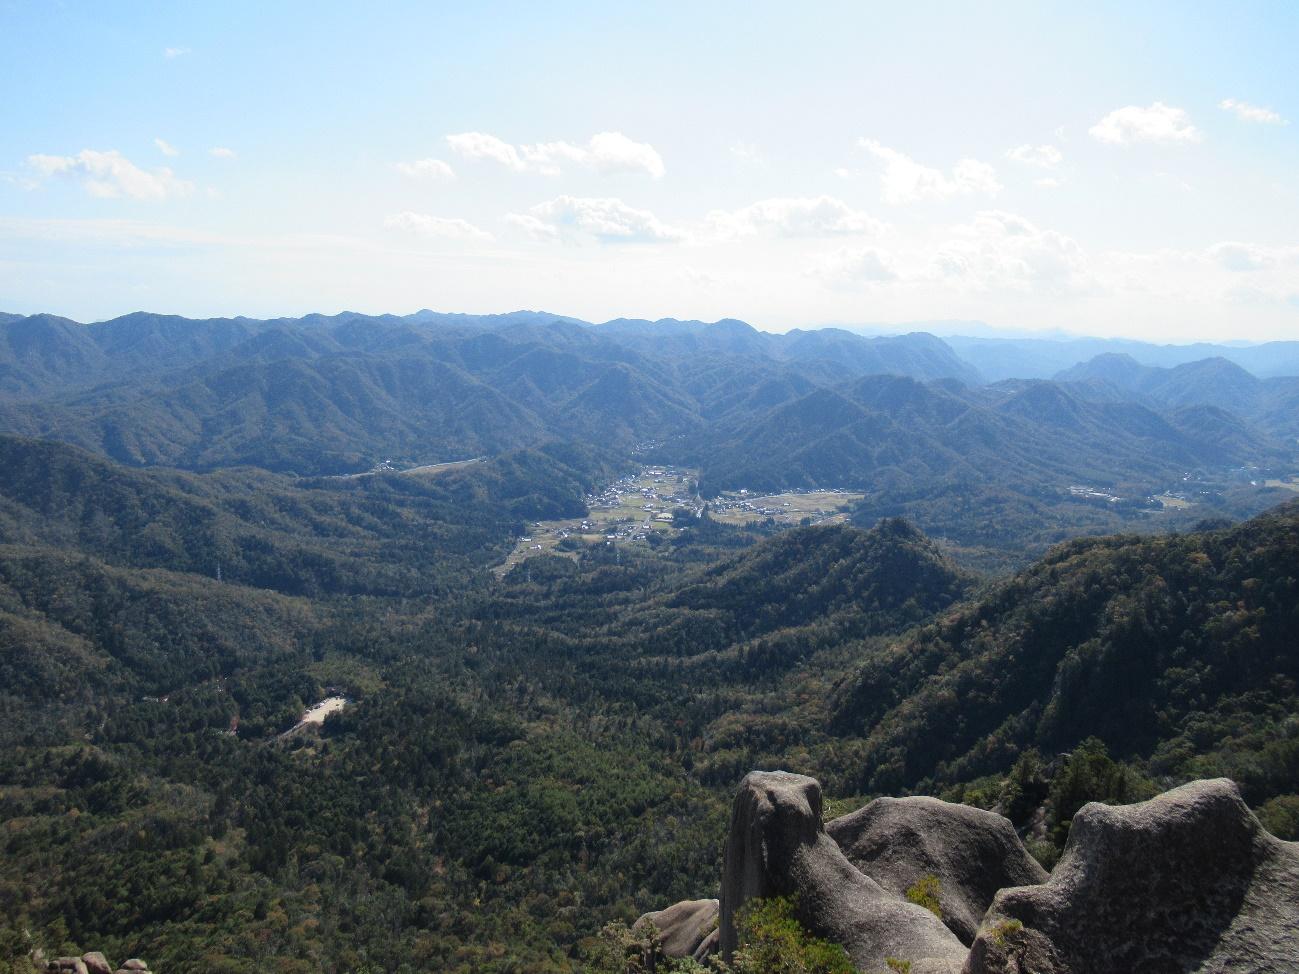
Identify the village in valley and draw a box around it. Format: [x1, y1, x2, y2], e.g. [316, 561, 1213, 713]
[496, 466, 867, 576]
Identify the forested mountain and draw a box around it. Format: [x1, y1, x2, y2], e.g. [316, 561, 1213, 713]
[2, 308, 1299, 972]
[1058, 352, 1299, 441]
[2, 311, 1294, 577]
[4, 474, 1298, 973]
[689, 374, 1275, 495]
[0, 312, 981, 474]
[832, 500, 1299, 804]
[0, 434, 625, 598]
[2, 314, 1294, 578]
[2, 391, 1299, 974]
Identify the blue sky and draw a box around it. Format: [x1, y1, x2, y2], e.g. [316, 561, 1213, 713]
[2, 0, 1298, 340]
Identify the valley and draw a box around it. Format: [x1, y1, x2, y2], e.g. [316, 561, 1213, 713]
[497, 465, 700, 574]
[1, 310, 1298, 974]
[10, 6, 1299, 969]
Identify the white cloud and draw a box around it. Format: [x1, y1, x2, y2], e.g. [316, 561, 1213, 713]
[1036, 177, 1062, 189]
[446, 131, 664, 178]
[447, 132, 525, 170]
[708, 196, 886, 238]
[395, 157, 455, 179]
[1089, 102, 1201, 144]
[504, 213, 560, 242]
[26, 149, 194, 200]
[384, 211, 493, 242]
[1220, 98, 1287, 125]
[581, 132, 666, 178]
[154, 138, 180, 157]
[856, 139, 1001, 204]
[163, 46, 190, 59]
[730, 142, 764, 165]
[1207, 241, 1299, 271]
[1005, 144, 1062, 168]
[209, 147, 237, 159]
[932, 210, 1088, 291]
[807, 246, 899, 287]
[509, 196, 685, 243]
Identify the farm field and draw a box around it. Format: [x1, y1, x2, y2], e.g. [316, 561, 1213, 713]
[496, 466, 700, 576]
[707, 488, 865, 526]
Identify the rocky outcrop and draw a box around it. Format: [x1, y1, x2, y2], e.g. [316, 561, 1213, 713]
[720, 770, 967, 974]
[633, 898, 719, 962]
[46, 954, 152, 974]
[640, 772, 1297, 974]
[827, 795, 1047, 945]
[966, 778, 1299, 974]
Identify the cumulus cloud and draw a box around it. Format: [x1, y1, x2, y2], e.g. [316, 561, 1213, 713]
[395, 157, 455, 179]
[446, 131, 664, 178]
[154, 138, 180, 157]
[447, 132, 525, 170]
[807, 246, 900, 287]
[1220, 98, 1287, 125]
[932, 210, 1088, 291]
[1005, 144, 1062, 168]
[508, 196, 685, 243]
[163, 46, 190, 59]
[857, 140, 1001, 204]
[384, 211, 493, 242]
[1089, 102, 1201, 144]
[708, 196, 886, 238]
[27, 149, 194, 200]
[209, 147, 237, 159]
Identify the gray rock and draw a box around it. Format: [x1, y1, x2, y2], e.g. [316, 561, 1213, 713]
[49, 960, 88, 974]
[827, 795, 1048, 945]
[965, 778, 1299, 974]
[80, 953, 113, 974]
[720, 770, 966, 974]
[634, 898, 718, 960]
[119, 964, 149, 973]
[692, 926, 719, 963]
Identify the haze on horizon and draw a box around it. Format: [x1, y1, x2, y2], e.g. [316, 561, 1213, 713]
[2, 0, 1298, 343]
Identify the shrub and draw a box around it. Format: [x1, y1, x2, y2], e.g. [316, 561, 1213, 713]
[904, 876, 942, 918]
[731, 896, 857, 974]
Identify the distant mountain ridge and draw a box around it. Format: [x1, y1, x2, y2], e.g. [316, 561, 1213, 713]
[1058, 352, 1299, 442]
[0, 310, 982, 474]
[1, 308, 1296, 568]
[0, 309, 980, 400]
[945, 332, 1299, 381]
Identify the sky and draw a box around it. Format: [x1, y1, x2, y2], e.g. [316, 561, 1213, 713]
[2, 1, 1298, 342]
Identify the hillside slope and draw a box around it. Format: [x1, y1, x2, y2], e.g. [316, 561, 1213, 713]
[832, 500, 1299, 803]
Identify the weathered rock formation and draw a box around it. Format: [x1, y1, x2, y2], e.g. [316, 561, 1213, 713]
[827, 795, 1048, 945]
[720, 770, 967, 974]
[46, 953, 151, 974]
[966, 778, 1299, 974]
[636, 771, 1298, 974]
[633, 898, 719, 962]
